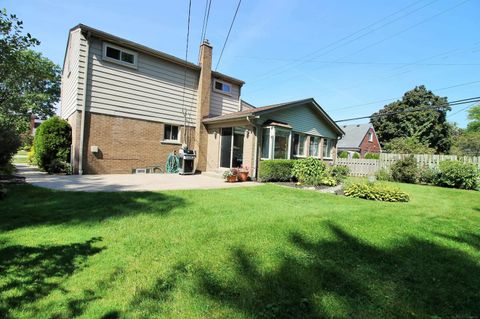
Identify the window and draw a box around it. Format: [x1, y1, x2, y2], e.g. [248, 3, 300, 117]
[220, 127, 245, 168]
[103, 43, 137, 68]
[261, 127, 271, 159]
[368, 131, 373, 142]
[292, 133, 307, 157]
[309, 137, 320, 157]
[323, 138, 334, 158]
[261, 126, 291, 160]
[213, 79, 232, 94]
[164, 124, 179, 142]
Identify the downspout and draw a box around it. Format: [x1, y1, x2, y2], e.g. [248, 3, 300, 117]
[78, 31, 91, 175]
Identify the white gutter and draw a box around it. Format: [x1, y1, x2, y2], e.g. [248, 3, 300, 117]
[78, 31, 91, 175]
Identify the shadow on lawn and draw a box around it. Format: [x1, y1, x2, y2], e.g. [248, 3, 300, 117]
[1, 184, 185, 231]
[195, 223, 480, 318]
[0, 237, 103, 318]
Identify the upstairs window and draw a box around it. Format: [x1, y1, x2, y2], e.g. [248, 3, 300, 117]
[103, 43, 137, 68]
[164, 124, 179, 142]
[368, 131, 373, 142]
[214, 79, 232, 94]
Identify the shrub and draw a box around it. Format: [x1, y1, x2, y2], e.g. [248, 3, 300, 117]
[0, 121, 21, 169]
[259, 160, 295, 182]
[329, 165, 350, 183]
[320, 176, 337, 186]
[352, 152, 360, 159]
[375, 168, 392, 181]
[435, 160, 479, 190]
[33, 117, 71, 173]
[292, 157, 327, 185]
[338, 151, 348, 159]
[418, 166, 438, 185]
[364, 152, 380, 159]
[344, 182, 409, 202]
[27, 146, 37, 165]
[0, 185, 6, 200]
[390, 156, 419, 184]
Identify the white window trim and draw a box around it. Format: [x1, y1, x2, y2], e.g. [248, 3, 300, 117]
[213, 79, 233, 96]
[323, 138, 334, 159]
[162, 124, 181, 144]
[102, 42, 138, 69]
[292, 132, 307, 158]
[368, 131, 373, 142]
[309, 136, 322, 158]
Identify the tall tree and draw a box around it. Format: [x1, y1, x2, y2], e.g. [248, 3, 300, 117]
[466, 104, 480, 132]
[371, 85, 453, 153]
[0, 9, 60, 132]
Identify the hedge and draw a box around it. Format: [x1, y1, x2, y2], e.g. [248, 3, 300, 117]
[344, 182, 409, 202]
[258, 160, 295, 182]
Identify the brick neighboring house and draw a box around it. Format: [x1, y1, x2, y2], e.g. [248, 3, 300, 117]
[337, 123, 381, 158]
[60, 24, 344, 177]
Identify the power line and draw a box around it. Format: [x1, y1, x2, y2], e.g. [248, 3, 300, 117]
[181, 0, 193, 144]
[449, 102, 477, 117]
[335, 97, 480, 122]
[246, 0, 439, 85]
[200, 0, 213, 44]
[331, 80, 480, 112]
[214, 0, 242, 71]
[246, 0, 470, 95]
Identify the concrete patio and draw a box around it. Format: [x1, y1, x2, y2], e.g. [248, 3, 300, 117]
[15, 164, 259, 192]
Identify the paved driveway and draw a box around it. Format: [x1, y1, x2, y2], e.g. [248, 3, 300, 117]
[15, 165, 259, 192]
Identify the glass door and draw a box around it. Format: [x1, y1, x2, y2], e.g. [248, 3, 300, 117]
[220, 127, 245, 168]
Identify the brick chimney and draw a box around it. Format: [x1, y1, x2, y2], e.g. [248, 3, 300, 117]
[194, 40, 212, 172]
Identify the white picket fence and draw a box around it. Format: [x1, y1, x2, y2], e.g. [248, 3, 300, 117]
[336, 153, 480, 177]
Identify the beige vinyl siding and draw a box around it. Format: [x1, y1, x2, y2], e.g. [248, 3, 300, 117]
[210, 80, 240, 116]
[262, 103, 338, 138]
[85, 37, 199, 126]
[60, 29, 82, 119]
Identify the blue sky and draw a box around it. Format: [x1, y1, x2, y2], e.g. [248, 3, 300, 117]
[3, 0, 479, 127]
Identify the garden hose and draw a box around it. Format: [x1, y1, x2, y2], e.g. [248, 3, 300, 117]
[166, 152, 179, 173]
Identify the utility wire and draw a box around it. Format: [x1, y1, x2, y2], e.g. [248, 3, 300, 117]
[246, 0, 438, 85]
[331, 80, 480, 112]
[200, 0, 213, 44]
[335, 97, 480, 122]
[215, 0, 242, 71]
[181, 0, 192, 145]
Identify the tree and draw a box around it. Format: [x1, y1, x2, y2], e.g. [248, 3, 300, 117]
[383, 136, 435, 154]
[466, 105, 480, 132]
[371, 86, 453, 153]
[0, 9, 60, 164]
[452, 131, 480, 156]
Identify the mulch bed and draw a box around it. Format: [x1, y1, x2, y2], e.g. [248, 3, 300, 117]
[273, 182, 344, 194]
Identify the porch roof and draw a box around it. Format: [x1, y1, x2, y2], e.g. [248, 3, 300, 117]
[202, 98, 344, 135]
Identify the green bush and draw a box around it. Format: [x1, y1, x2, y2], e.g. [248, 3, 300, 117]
[33, 116, 71, 173]
[0, 121, 21, 169]
[418, 166, 438, 185]
[338, 151, 348, 159]
[320, 176, 337, 186]
[375, 168, 392, 181]
[435, 160, 479, 190]
[352, 152, 360, 159]
[391, 156, 419, 184]
[292, 157, 327, 185]
[329, 165, 350, 183]
[344, 182, 409, 202]
[364, 152, 380, 159]
[259, 160, 295, 182]
[0, 185, 7, 200]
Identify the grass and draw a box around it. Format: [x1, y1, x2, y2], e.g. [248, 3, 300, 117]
[12, 150, 28, 164]
[0, 182, 479, 318]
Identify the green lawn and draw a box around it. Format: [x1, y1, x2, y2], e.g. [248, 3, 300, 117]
[0, 183, 479, 318]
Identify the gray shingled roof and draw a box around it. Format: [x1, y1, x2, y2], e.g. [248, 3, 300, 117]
[337, 123, 372, 148]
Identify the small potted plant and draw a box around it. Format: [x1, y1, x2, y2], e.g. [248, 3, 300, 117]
[237, 164, 249, 182]
[223, 168, 238, 183]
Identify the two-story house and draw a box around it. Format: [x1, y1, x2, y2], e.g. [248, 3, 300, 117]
[61, 24, 344, 177]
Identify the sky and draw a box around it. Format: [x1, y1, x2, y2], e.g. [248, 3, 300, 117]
[3, 0, 479, 127]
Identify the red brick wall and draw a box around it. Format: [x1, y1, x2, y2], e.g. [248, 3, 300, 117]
[359, 128, 381, 157]
[83, 112, 195, 174]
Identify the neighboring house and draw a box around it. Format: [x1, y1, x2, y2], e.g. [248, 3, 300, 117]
[337, 123, 381, 157]
[29, 115, 43, 136]
[60, 24, 343, 177]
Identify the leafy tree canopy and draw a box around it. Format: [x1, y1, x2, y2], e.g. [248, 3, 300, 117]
[466, 104, 480, 132]
[371, 85, 453, 153]
[383, 136, 435, 154]
[451, 131, 480, 157]
[0, 9, 60, 133]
